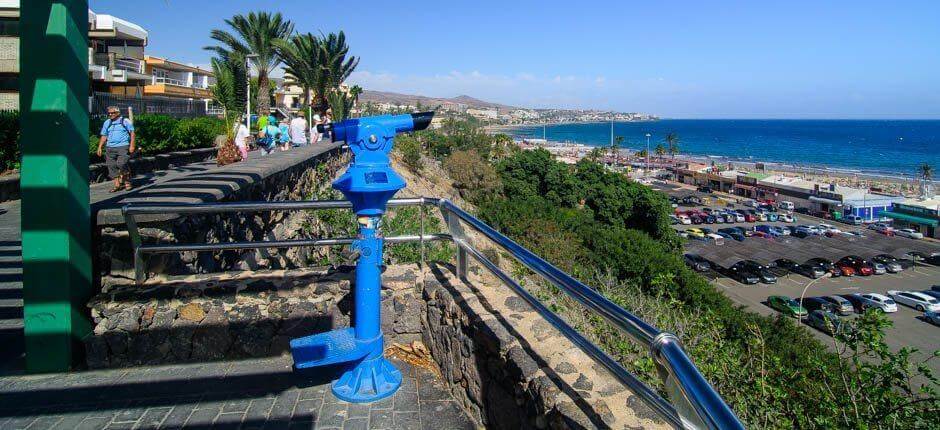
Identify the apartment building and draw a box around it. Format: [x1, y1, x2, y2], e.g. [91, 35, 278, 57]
[0, 1, 214, 114]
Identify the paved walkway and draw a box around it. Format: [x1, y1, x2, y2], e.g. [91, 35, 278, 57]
[0, 355, 476, 429]
[0, 144, 343, 374]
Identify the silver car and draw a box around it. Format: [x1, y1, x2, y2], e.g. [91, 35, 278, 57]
[924, 310, 940, 326]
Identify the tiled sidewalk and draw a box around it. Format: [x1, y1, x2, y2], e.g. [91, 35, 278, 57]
[0, 355, 476, 430]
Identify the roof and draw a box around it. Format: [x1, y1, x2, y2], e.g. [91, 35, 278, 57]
[896, 197, 940, 211]
[145, 56, 213, 75]
[744, 172, 769, 180]
[884, 211, 939, 227]
[92, 13, 148, 41]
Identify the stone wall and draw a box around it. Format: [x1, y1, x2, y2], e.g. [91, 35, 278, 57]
[87, 261, 668, 429]
[85, 265, 422, 369]
[97, 146, 350, 282]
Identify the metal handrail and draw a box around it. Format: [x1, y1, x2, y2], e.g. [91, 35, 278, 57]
[121, 197, 744, 429]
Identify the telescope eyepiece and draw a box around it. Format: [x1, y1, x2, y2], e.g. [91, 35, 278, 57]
[316, 123, 333, 134]
[410, 112, 434, 132]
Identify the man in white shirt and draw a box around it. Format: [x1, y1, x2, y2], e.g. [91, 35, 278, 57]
[289, 113, 308, 147]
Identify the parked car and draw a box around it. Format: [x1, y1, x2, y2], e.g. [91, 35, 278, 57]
[818, 224, 842, 235]
[697, 186, 713, 194]
[690, 214, 704, 224]
[774, 258, 825, 279]
[738, 210, 756, 222]
[821, 295, 855, 316]
[840, 294, 868, 313]
[795, 225, 821, 236]
[808, 257, 842, 277]
[887, 291, 940, 312]
[755, 225, 781, 237]
[763, 211, 779, 222]
[767, 295, 808, 318]
[924, 290, 940, 301]
[837, 255, 873, 276]
[684, 254, 712, 272]
[778, 213, 795, 223]
[778, 201, 795, 211]
[685, 228, 706, 239]
[859, 293, 899, 313]
[771, 226, 790, 236]
[868, 223, 895, 236]
[734, 260, 777, 284]
[871, 262, 887, 275]
[924, 310, 940, 326]
[730, 211, 745, 222]
[807, 310, 845, 335]
[803, 297, 839, 314]
[704, 214, 717, 224]
[705, 233, 726, 245]
[725, 266, 761, 284]
[895, 228, 924, 240]
[843, 215, 863, 225]
[677, 214, 692, 225]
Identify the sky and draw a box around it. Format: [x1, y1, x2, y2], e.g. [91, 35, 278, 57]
[89, 0, 940, 119]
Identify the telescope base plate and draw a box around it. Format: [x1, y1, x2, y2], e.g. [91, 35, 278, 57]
[291, 328, 373, 369]
[332, 355, 402, 403]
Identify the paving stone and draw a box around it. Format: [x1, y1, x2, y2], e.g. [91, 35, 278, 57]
[212, 412, 245, 429]
[184, 407, 220, 427]
[392, 389, 419, 412]
[416, 372, 450, 402]
[25, 416, 63, 429]
[345, 403, 369, 419]
[1, 416, 36, 430]
[292, 399, 321, 421]
[136, 406, 172, 428]
[314, 402, 346, 428]
[74, 417, 111, 430]
[244, 398, 275, 423]
[267, 390, 300, 423]
[368, 409, 394, 429]
[418, 401, 476, 430]
[159, 403, 198, 429]
[392, 411, 421, 430]
[221, 399, 251, 414]
[341, 418, 368, 430]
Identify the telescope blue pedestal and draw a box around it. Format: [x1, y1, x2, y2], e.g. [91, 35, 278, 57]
[290, 112, 433, 403]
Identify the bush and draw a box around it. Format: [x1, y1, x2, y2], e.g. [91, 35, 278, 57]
[169, 117, 226, 150]
[395, 133, 423, 172]
[0, 111, 20, 171]
[131, 114, 180, 153]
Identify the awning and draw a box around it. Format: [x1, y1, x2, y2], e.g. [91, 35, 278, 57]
[884, 211, 939, 227]
[809, 196, 842, 205]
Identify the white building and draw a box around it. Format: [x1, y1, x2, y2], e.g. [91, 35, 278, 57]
[466, 107, 497, 120]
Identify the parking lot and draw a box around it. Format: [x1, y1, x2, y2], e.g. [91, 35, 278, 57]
[655, 181, 940, 374]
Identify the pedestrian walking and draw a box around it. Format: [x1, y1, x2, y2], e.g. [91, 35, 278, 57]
[310, 113, 322, 144]
[96, 106, 136, 192]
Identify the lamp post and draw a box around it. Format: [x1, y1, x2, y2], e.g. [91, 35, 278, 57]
[645, 133, 652, 180]
[245, 54, 258, 131]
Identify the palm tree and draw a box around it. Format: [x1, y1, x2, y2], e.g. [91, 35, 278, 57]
[326, 89, 353, 121]
[206, 12, 294, 117]
[315, 31, 359, 109]
[655, 143, 666, 158]
[209, 54, 247, 121]
[919, 163, 933, 182]
[349, 85, 363, 106]
[665, 132, 680, 159]
[273, 33, 321, 108]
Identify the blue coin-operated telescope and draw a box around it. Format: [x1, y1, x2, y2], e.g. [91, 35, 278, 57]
[290, 112, 434, 403]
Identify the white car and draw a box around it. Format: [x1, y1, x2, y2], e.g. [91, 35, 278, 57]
[817, 224, 842, 235]
[860, 293, 898, 313]
[887, 291, 940, 312]
[705, 233, 726, 245]
[894, 228, 924, 240]
[678, 215, 692, 225]
[778, 213, 795, 223]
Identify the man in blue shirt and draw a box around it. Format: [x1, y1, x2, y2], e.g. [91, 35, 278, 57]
[96, 106, 136, 191]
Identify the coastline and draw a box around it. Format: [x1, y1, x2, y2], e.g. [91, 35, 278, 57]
[483, 126, 935, 196]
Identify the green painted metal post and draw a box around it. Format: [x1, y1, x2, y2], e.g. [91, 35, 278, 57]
[19, 0, 91, 373]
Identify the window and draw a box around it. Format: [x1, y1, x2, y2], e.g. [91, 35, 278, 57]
[0, 75, 17, 91]
[0, 18, 18, 37]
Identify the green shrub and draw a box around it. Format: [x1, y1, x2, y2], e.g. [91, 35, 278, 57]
[0, 110, 20, 171]
[133, 114, 180, 153]
[395, 133, 423, 172]
[169, 116, 226, 150]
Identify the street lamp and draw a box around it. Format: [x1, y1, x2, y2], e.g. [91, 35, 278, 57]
[645, 133, 652, 180]
[245, 54, 259, 131]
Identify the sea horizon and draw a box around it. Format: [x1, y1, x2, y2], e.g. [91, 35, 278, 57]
[503, 119, 940, 180]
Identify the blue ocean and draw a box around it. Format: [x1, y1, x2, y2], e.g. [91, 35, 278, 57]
[506, 120, 940, 178]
